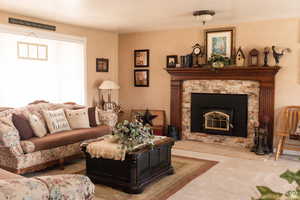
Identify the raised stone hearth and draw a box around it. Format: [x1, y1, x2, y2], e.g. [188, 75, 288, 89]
[182, 80, 259, 148]
[165, 66, 281, 149]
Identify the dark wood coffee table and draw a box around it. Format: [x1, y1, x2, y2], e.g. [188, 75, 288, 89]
[81, 137, 174, 194]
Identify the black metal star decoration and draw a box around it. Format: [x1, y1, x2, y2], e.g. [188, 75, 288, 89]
[141, 109, 157, 126]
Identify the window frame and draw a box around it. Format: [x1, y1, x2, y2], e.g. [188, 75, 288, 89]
[0, 24, 87, 105]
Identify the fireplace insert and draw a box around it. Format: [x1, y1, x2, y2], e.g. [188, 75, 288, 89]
[191, 93, 248, 137]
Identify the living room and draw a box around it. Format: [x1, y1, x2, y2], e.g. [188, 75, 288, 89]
[0, 0, 300, 200]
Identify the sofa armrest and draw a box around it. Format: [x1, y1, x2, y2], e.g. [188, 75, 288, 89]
[0, 144, 23, 157]
[0, 126, 24, 156]
[0, 177, 49, 200]
[35, 174, 95, 200]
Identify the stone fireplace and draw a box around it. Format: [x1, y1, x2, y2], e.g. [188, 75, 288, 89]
[183, 80, 259, 148]
[165, 66, 281, 149]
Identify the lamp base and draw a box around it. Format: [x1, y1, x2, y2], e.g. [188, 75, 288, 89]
[103, 102, 117, 112]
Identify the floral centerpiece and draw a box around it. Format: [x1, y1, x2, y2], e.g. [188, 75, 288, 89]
[112, 120, 155, 151]
[208, 54, 232, 68]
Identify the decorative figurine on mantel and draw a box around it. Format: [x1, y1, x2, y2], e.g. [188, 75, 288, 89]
[263, 47, 270, 67]
[192, 43, 204, 67]
[272, 46, 291, 66]
[249, 49, 259, 66]
[235, 47, 246, 66]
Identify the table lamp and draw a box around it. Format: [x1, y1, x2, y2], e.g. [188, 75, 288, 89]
[99, 80, 120, 111]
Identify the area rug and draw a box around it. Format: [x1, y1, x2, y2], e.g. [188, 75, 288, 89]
[27, 155, 217, 200]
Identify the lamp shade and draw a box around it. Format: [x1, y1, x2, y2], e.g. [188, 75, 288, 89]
[99, 80, 120, 90]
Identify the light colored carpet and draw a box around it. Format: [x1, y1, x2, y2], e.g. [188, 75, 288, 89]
[169, 142, 300, 200]
[174, 140, 271, 160]
[27, 155, 217, 200]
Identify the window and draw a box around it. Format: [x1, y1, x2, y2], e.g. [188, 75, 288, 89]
[0, 30, 85, 107]
[17, 41, 48, 61]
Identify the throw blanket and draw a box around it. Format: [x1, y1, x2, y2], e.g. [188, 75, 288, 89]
[86, 135, 166, 161]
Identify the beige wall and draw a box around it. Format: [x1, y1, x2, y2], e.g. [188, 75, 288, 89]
[119, 18, 300, 123]
[0, 10, 119, 106]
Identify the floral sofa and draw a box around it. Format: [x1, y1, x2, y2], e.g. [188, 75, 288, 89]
[0, 167, 95, 200]
[0, 102, 118, 174]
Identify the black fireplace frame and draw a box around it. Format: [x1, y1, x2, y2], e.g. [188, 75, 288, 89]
[191, 93, 248, 138]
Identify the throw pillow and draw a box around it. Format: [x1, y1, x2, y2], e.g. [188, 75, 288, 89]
[65, 108, 90, 129]
[88, 107, 101, 127]
[43, 109, 71, 134]
[12, 114, 34, 140]
[28, 114, 47, 137]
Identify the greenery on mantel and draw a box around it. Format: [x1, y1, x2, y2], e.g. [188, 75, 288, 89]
[112, 120, 154, 151]
[208, 54, 233, 68]
[252, 169, 300, 200]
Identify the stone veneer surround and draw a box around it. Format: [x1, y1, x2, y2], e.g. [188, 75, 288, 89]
[182, 80, 260, 148]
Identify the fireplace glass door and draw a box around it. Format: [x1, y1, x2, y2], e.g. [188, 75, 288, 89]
[204, 111, 230, 131]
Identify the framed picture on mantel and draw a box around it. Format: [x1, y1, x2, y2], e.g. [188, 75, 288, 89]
[166, 55, 178, 68]
[204, 27, 236, 63]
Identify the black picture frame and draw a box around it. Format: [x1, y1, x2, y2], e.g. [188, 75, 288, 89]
[134, 69, 149, 87]
[166, 55, 178, 68]
[96, 58, 109, 72]
[134, 49, 149, 67]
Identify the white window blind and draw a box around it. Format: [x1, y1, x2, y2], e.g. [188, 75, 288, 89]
[0, 31, 85, 107]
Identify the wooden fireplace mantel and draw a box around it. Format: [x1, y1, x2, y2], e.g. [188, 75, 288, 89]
[165, 66, 281, 149]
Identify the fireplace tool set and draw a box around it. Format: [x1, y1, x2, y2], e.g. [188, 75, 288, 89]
[251, 122, 271, 155]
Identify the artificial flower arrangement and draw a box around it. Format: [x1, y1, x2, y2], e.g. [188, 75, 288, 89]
[208, 54, 232, 68]
[112, 120, 154, 151]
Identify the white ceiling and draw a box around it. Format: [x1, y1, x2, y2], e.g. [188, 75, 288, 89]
[0, 0, 300, 33]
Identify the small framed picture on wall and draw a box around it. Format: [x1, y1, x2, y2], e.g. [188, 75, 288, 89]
[134, 69, 149, 87]
[96, 58, 109, 72]
[134, 49, 149, 67]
